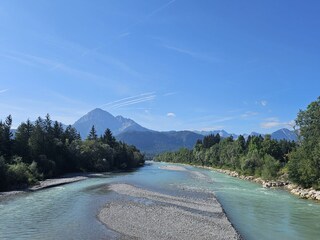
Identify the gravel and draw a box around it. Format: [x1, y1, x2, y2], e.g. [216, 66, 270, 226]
[29, 176, 87, 191]
[98, 183, 240, 240]
[0, 174, 90, 200]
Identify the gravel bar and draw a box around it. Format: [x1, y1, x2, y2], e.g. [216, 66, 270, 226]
[98, 183, 240, 240]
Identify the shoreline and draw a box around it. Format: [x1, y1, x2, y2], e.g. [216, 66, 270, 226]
[98, 183, 241, 240]
[211, 168, 320, 201]
[187, 163, 320, 202]
[156, 161, 320, 202]
[0, 172, 99, 200]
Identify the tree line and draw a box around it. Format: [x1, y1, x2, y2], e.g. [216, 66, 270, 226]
[155, 97, 320, 190]
[0, 114, 144, 191]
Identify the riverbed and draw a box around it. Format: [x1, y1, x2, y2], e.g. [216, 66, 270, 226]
[0, 161, 319, 239]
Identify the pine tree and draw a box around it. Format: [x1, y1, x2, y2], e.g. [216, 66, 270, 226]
[0, 115, 13, 161]
[14, 119, 34, 163]
[102, 128, 116, 147]
[87, 125, 98, 140]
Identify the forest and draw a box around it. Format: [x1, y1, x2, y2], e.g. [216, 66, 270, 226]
[155, 97, 320, 190]
[0, 114, 145, 191]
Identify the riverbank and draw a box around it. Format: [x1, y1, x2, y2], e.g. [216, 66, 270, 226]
[157, 162, 320, 202]
[99, 183, 241, 240]
[0, 173, 97, 200]
[202, 166, 320, 201]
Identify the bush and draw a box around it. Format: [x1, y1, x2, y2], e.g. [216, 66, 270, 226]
[6, 162, 32, 189]
[0, 156, 8, 190]
[261, 154, 280, 180]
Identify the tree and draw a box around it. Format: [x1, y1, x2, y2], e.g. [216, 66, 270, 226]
[237, 135, 246, 153]
[63, 125, 80, 144]
[14, 120, 33, 163]
[0, 115, 13, 161]
[0, 114, 145, 190]
[261, 135, 282, 160]
[102, 128, 116, 147]
[87, 125, 98, 140]
[29, 117, 46, 158]
[288, 97, 320, 188]
[0, 156, 8, 190]
[53, 121, 64, 139]
[203, 134, 220, 148]
[261, 154, 280, 180]
[296, 96, 320, 144]
[241, 149, 262, 176]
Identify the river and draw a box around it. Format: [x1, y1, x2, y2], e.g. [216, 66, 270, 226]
[0, 161, 319, 240]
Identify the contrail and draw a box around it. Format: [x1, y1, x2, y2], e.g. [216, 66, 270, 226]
[101, 92, 156, 109]
[101, 92, 155, 107]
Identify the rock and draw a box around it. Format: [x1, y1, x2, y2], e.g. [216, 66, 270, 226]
[263, 182, 271, 188]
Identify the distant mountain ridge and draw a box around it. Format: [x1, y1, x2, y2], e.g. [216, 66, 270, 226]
[195, 128, 298, 142]
[194, 130, 238, 139]
[116, 130, 203, 154]
[271, 128, 298, 141]
[70, 108, 298, 154]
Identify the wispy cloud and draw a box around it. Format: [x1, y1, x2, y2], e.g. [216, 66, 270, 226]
[5, 34, 145, 82]
[167, 112, 176, 117]
[241, 111, 258, 118]
[101, 92, 156, 110]
[185, 109, 260, 129]
[0, 89, 8, 94]
[256, 100, 268, 107]
[81, 32, 131, 57]
[260, 118, 295, 129]
[163, 44, 220, 62]
[124, 0, 177, 30]
[0, 53, 37, 66]
[147, 0, 176, 17]
[163, 91, 178, 96]
[1, 51, 113, 84]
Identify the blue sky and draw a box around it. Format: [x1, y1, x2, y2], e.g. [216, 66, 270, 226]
[0, 0, 320, 134]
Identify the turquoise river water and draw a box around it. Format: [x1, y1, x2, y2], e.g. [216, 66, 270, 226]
[0, 161, 319, 240]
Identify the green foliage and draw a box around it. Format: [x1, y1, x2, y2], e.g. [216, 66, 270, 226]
[288, 142, 320, 189]
[240, 149, 262, 176]
[0, 115, 13, 161]
[261, 155, 280, 180]
[0, 156, 8, 190]
[155, 128, 297, 181]
[287, 97, 320, 189]
[5, 158, 37, 189]
[296, 97, 320, 144]
[203, 134, 220, 148]
[157, 96, 320, 188]
[0, 114, 144, 191]
[87, 125, 98, 140]
[101, 128, 116, 147]
[14, 120, 33, 163]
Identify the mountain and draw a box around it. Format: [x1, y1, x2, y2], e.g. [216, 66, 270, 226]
[195, 129, 297, 141]
[116, 130, 203, 154]
[71, 108, 298, 153]
[271, 128, 298, 141]
[194, 130, 238, 138]
[73, 108, 149, 138]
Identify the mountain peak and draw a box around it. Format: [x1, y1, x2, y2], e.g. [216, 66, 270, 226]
[271, 128, 297, 141]
[72, 108, 149, 138]
[90, 108, 105, 113]
[88, 108, 113, 116]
